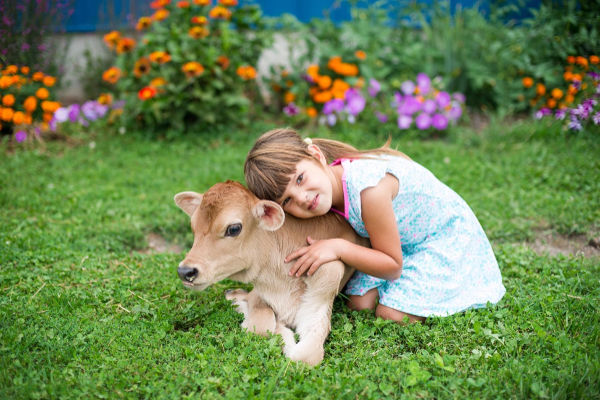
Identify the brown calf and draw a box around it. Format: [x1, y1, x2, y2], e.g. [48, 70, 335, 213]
[174, 181, 368, 365]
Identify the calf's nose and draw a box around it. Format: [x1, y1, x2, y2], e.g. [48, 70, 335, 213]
[178, 265, 198, 282]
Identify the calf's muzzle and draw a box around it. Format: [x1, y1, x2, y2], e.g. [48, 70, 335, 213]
[178, 265, 198, 282]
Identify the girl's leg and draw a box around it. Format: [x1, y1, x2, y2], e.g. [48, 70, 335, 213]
[346, 288, 379, 311]
[375, 304, 425, 324]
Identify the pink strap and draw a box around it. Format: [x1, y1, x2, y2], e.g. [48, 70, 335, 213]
[329, 159, 350, 219]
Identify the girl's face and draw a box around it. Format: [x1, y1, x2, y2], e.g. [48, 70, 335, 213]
[278, 158, 334, 219]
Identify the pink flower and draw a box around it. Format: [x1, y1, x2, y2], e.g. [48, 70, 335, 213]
[15, 130, 27, 143]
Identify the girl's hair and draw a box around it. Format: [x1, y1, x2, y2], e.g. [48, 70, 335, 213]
[244, 128, 409, 202]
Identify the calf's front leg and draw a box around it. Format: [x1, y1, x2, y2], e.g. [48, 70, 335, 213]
[225, 288, 277, 336]
[286, 260, 346, 366]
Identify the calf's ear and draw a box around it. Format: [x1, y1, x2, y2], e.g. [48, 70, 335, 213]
[174, 191, 203, 217]
[253, 200, 285, 231]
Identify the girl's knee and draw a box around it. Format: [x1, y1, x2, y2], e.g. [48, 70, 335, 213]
[375, 304, 425, 324]
[346, 288, 378, 311]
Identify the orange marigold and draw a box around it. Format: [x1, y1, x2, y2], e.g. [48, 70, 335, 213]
[12, 111, 26, 125]
[0, 76, 12, 89]
[150, 0, 170, 9]
[153, 8, 170, 21]
[43, 76, 56, 87]
[307, 65, 319, 80]
[134, 57, 151, 77]
[24, 96, 37, 113]
[136, 16, 152, 30]
[116, 37, 136, 54]
[535, 83, 546, 96]
[138, 86, 158, 100]
[150, 77, 167, 87]
[4, 65, 18, 74]
[148, 51, 171, 64]
[182, 61, 205, 78]
[97, 93, 113, 105]
[217, 55, 230, 69]
[32, 71, 44, 81]
[103, 31, 121, 49]
[313, 91, 333, 103]
[20, 66, 30, 75]
[188, 26, 209, 39]
[284, 92, 295, 104]
[354, 50, 366, 60]
[41, 101, 60, 113]
[566, 56, 576, 64]
[590, 55, 599, 65]
[218, 0, 238, 6]
[209, 6, 231, 19]
[36, 87, 49, 100]
[317, 75, 332, 90]
[1, 107, 14, 122]
[576, 56, 588, 68]
[2, 94, 15, 107]
[194, 0, 211, 4]
[306, 107, 317, 118]
[191, 16, 208, 24]
[522, 77, 533, 88]
[551, 88, 563, 100]
[102, 67, 122, 84]
[236, 65, 257, 80]
[177, 1, 191, 7]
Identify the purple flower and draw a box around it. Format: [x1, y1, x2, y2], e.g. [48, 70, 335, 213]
[535, 107, 551, 120]
[422, 99, 437, 114]
[568, 117, 582, 131]
[283, 102, 299, 116]
[397, 95, 421, 115]
[326, 114, 337, 126]
[593, 112, 600, 125]
[323, 98, 344, 115]
[415, 113, 432, 130]
[82, 101, 107, 121]
[588, 71, 600, 81]
[436, 91, 451, 108]
[453, 93, 466, 103]
[375, 112, 388, 123]
[555, 109, 567, 120]
[68, 104, 80, 123]
[448, 104, 462, 121]
[401, 80, 415, 95]
[432, 114, 448, 130]
[54, 107, 69, 123]
[416, 73, 431, 95]
[15, 131, 27, 143]
[368, 78, 381, 97]
[345, 89, 366, 116]
[397, 115, 412, 129]
[393, 92, 404, 107]
[21, 43, 30, 51]
[302, 74, 314, 84]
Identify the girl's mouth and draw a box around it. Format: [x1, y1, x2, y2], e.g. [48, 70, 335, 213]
[309, 194, 319, 210]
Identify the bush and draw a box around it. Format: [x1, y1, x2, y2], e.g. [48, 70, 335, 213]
[0, 65, 61, 143]
[102, 0, 273, 138]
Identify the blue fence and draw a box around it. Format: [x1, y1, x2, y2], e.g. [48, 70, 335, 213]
[64, 0, 540, 33]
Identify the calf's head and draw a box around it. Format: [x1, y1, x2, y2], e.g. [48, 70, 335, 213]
[174, 181, 285, 291]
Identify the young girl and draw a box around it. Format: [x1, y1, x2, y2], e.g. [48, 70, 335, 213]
[244, 128, 505, 324]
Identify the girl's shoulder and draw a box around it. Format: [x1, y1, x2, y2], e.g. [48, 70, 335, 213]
[343, 154, 412, 192]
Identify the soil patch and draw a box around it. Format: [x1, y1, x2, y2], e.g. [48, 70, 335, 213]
[527, 230, 600, 258]
[139, 232, 184, 254]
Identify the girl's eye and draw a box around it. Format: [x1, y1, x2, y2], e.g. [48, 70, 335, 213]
[296, 173, 303, 184]
[282, 197, 290, 207]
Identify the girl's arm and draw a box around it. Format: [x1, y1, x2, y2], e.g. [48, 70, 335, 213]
[286, 174, 403, 280]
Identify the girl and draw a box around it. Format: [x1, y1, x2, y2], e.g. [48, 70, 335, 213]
[244, 128, 505, 324]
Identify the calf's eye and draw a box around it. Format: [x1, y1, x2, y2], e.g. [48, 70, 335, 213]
[225, 223, 242, 237]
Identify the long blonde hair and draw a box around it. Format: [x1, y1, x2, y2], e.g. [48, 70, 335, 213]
[244, 128, 409, 202]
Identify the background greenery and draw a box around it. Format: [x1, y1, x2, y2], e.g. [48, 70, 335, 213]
[1, 121, 599, 398]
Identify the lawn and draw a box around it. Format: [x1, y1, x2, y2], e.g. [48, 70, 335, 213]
[1, 121, 599, 399]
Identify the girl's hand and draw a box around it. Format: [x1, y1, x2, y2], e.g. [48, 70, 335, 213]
[285, 237, 343, 277]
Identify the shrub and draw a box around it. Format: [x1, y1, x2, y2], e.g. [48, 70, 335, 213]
[0, 64, 62, 143]
[101, 0, 272, 138]
[523, 55, 600, 134]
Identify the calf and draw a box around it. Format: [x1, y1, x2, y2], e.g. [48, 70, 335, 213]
[174, 181, 368, 366]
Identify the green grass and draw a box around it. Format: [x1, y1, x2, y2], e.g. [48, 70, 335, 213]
[1, 121, 599, 399]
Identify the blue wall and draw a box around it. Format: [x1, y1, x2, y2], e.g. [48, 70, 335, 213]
[64, 0, 540, 33]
